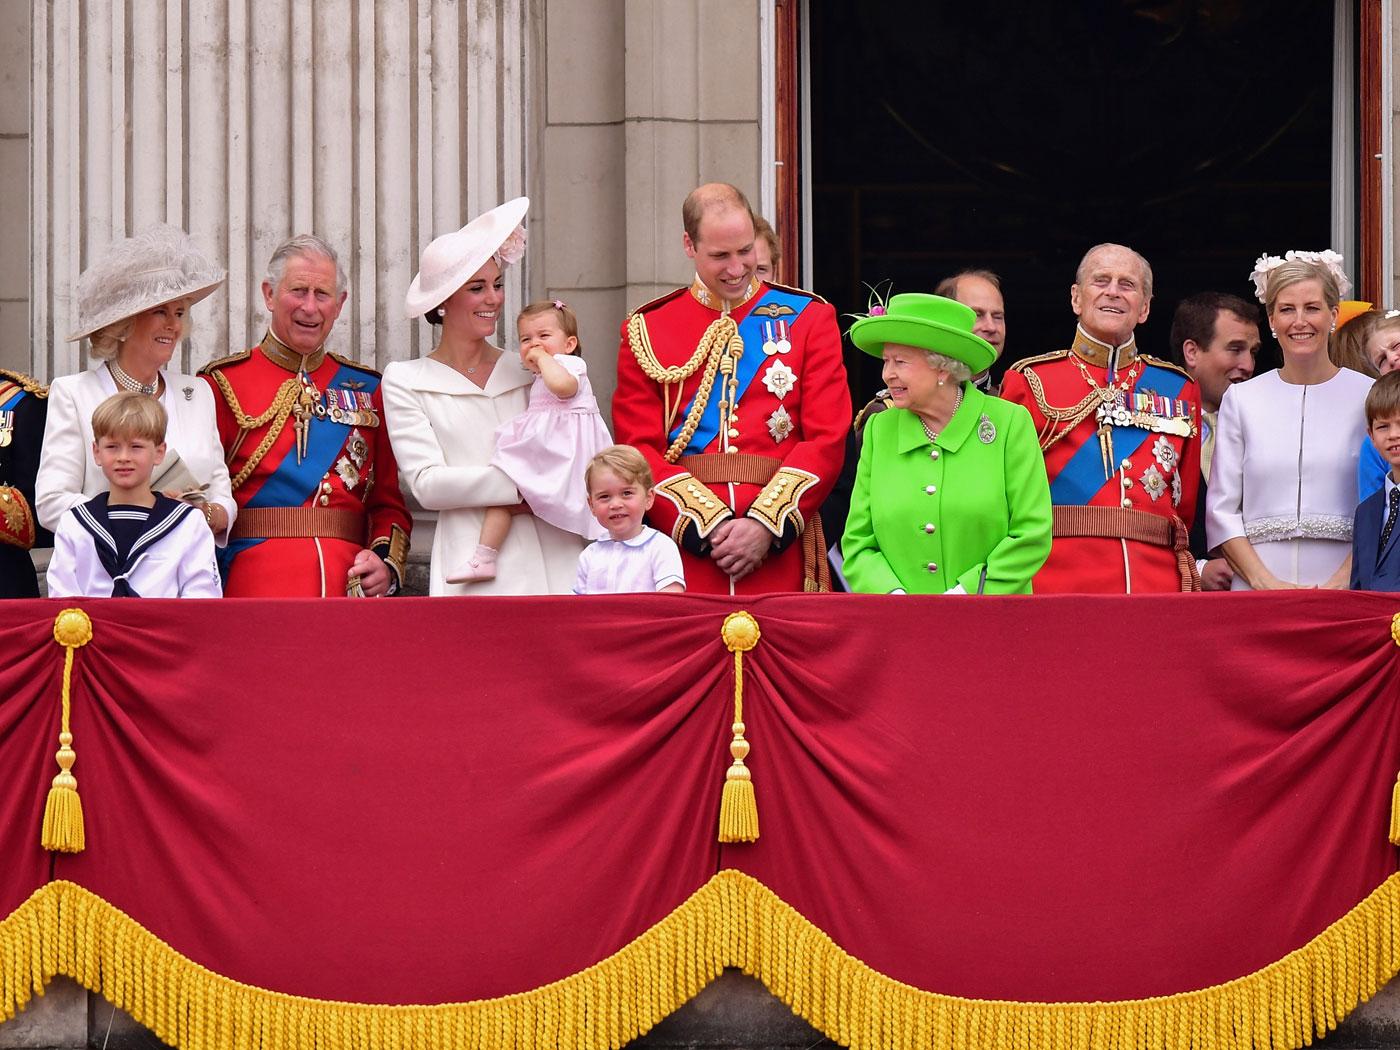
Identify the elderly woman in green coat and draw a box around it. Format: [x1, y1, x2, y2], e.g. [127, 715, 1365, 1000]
[843, 293, 1052, 594]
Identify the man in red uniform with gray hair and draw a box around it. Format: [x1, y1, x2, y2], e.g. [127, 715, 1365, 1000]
[1000, 242, 1202, 593]
[612, 183, 849, 594]
[200, 235, 411, 597]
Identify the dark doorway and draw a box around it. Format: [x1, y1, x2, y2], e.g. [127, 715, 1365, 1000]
[809, 1, 1340, 401]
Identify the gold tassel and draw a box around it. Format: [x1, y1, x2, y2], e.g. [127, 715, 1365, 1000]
[1389, 771, 1400, 847]
[718, 611, 761, 843]
[41, 608, 93, 853]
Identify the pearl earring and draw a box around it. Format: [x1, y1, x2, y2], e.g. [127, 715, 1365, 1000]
[436, 306, 446, 320]
[937, 379, 945, 386]
[1270, 328, 1276, 338]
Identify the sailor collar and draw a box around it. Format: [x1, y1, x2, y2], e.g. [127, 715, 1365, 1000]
[260, 330, 326, 373]
[1071, 325, 1138, 371]
[613, 525, 657, 548]
[688, 274, 761, 313]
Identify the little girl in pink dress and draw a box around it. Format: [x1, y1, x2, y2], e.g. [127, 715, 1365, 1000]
[450, 300, 612, 582]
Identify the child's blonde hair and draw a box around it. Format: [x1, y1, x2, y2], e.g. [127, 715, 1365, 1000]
[91, 391, 167, 444]
[585, 444, 652, 493]
[518, 299, 582, 355]
[1366, 371, 1400, 426]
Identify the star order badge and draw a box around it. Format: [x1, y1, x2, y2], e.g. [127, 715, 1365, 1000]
[1140, 464, 1168, 502]
[347, 429, 369, 469]
[762, 360, 797, 400]
[1152, 435, 1178, 473]
[767, 405, 794, 444]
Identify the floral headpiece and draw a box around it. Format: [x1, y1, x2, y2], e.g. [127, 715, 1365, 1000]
[1249, 249, 1351, 304]
[494, 224, 527, 267]
[842, 279, 894, 333]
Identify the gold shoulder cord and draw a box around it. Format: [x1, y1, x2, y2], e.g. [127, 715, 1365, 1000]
[628, 312, 739, 463]
[207, 370, 303, 491]
[1020, 367, 1104, 453]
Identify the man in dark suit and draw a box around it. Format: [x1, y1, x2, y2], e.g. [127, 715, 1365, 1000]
[1168, 293, 1261, 590]
[1352, 372, 1400, 591]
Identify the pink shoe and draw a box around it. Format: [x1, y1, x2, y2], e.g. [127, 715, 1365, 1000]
[447, 545, 498, 584]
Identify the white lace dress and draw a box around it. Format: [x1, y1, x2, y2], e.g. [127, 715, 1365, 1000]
[1206, 368, 1372, 588]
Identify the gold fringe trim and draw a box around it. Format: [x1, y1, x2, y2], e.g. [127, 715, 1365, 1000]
[5, 870, 1400, 1050]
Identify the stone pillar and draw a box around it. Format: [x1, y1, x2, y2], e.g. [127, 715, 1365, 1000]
[538, 0, 764, 418]
[0, 2, 27, 377]
[30, 0, 532, 382]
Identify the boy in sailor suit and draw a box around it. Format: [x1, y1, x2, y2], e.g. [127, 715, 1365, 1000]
[47, 393, 221, 598]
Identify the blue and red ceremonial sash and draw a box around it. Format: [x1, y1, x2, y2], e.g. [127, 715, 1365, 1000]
[223, 361, 369, 570]
[0, 382, 25, 413]
[668, 288, 811, 451]
[1048, 362, 1189, 506]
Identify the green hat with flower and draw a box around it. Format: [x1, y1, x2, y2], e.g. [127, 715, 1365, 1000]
[849, 292, 996, 373]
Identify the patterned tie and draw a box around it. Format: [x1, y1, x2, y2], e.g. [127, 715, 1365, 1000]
[1381, 487, 1400, 555]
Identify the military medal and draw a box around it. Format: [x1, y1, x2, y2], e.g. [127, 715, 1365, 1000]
[773, 319, 791, 355]
[761, 320, 778, 357]
[0, 410, 12, 448]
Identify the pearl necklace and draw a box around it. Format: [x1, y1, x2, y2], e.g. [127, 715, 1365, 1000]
[109, 360, 159, 396]
[919, 385, 964, 443]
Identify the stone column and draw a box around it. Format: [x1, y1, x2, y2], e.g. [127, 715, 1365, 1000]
[30, 0, 532, 381]
[538, 0, 764, 418]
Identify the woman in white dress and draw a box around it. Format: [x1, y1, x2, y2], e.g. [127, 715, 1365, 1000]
[1207, 252, 1372, 589]
[36, 224, 235, 543]
[381, 197, 585, 595]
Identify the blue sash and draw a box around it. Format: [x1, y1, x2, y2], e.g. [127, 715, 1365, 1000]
[0, 386, 24, 412]
[668, 289, 811, 451]
[1049, 363, 1189, 506]
[246, 361, 365, 510]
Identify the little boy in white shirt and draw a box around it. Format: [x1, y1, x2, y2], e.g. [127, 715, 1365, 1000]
[47, 392, 221, 598]
[574, 444, 685, 594]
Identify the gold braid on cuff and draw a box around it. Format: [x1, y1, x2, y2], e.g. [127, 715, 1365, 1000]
[747, 468, 818, 538]
[655, 473, 733, 540]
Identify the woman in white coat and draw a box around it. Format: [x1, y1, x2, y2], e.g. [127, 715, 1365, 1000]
[36, 225, 235, 541]
[382, 198, 584, 595]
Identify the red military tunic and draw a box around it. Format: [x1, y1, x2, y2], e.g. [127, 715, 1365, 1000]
[200, 333, 411, 597]
[612, 277, 850, 594]
[1000, 327, 1202, 593]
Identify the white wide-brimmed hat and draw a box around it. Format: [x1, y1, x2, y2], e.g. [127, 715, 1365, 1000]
[67, 224, 227, 342]
[405, 197, 529, 319]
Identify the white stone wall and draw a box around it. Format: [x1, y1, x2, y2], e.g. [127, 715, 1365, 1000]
[29, 0, 533, 382]
[538, 0, 763, 417]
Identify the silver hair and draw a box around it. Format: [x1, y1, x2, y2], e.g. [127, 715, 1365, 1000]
[924, 351, 972, 383]
[264, 235, 347, 296]
[1076, 242, 1154, 300]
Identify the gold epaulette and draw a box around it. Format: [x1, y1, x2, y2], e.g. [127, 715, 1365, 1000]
[1138, 354, 1194, 381]
[0, 368, 47, 397]
[1006, 349, 1070, 374]
[762, 280, 829, 305]
[627, 287, 689, 317]
[197, 349, 251, 375]
[330, 352, 384, 378]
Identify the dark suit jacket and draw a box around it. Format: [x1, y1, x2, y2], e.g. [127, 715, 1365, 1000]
[1351, 485, 1400, 591]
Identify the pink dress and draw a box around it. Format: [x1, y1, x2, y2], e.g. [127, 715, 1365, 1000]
[491, 354, 613, 541]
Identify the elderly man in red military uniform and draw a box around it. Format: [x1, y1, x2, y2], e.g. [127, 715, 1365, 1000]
[200, 235, 411, 597]
[612, 183, 849, 594]
[1000, 243, 1202, 593]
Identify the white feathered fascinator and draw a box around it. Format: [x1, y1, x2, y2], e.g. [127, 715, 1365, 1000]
[68, 224, 226, 342]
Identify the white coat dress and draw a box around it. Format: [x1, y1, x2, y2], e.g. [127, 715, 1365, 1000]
[381, 353, 585, 595]
[35, 362, 235, 539]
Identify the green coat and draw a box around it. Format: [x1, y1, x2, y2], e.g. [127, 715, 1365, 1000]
[842, 384, 1052, 594]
